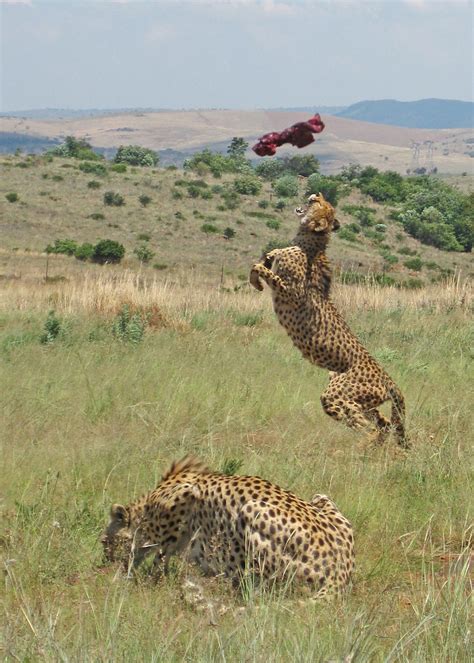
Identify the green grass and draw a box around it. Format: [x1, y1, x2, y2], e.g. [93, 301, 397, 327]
[1, 291, 472, 660]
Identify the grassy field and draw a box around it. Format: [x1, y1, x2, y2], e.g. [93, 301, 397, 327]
[1, 266, 472, 661]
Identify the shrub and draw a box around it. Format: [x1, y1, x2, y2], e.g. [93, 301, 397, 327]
[74, 243, 94, 261]
[201, 223, 219, 234]
[222, 190, 240, 210]
[398, 246, 418, 256]
[266, 218, 281, 231]
[45, 238, 78, 256]
[114, 145, 159, 167]
[262, 239, 288, 254]
[48, 136, 100, 161]
[404, 277, 424, 289]
[200, 189, 213, 200]
[223, 227, 236, 240]
[338, 227, 359, 242]
[346, 222, 361, 234]
[374, 224, 387, 233]
[110, 163, 127, 173]
[88, 212, 105, 220]
[52, 175, 63, 182]
[187, 185, 201, 198]
[341, 204, 376, 227]
[139, 194, 152, 207]
[40, 311, 62, 344]
[274, 175, 299, 198]
[255, 159, 286, 181]
[233, 175, 262, 195]
[133, 244, 155, 263]
[258, 199, 269, 209]
[79, 161, 107, 176]
[112, 305, 145, 344]
[5, 192, 19, 203]
[211, 184, 224, 194]
[172, 189, 183, 199]
[91, 239, 125, 264]
[274, 200, 286, 211]
[103, 191, 125, 206]
[306, 174, 340, 205]
[404, 257, 423, 271]
[87, 180, 101, 189]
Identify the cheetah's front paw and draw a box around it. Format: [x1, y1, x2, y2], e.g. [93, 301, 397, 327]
[249, 268, 264, 291]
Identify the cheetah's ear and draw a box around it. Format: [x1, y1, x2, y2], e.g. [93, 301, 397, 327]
[111, 503, 128, 522]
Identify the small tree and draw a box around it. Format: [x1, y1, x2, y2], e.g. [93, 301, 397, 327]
[233, 174, 261, 195]
[227, 137, 248, 160]
[306, 174, 340, 206]
[104, 191, 125, 206]
[92, 239, 125, 264]
[274, 175, 299, 198]
[133, 244, 155, 263]
[114, 145, 159, 167]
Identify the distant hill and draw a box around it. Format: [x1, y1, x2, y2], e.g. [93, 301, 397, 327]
[336, 99, 473, 129]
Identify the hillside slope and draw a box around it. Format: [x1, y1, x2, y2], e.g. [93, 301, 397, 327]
[1, 154, 472, 286]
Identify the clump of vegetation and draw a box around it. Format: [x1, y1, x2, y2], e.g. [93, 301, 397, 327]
[5, 192, 19, 203]
[48, 136, 102, 161]
[273, 175, 299, 198]
[234, 174, 262, 196]
[110, 163, 127, 173]
[91, 239, 125, 264]
[134, 244, 155, 263]
[46, 238, 78, 256]
[258, 199, 269, 209]
[112, 305, 145, 344]
[103, 191, 125, 207]
[79, 161, 107, 176]
[341, 204, 377, 227]
[266, 218, 281, 231]
[74, 243, 95, 261]
[338, 227, 360, 243]
[40, 310, 62, 344]
[139, 194, 152, 207]
[201, 223, 219, 234]
[88, 212, 105, 221]
[274, 200, 286, 211]
[87, 180, 102, 189]
[306, 173, 340, 205]
[404, 257, 423, 271]
[223, 227, 236, 240]
[114, 145, 159, 167]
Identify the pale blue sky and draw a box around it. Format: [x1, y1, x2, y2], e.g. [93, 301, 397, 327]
[1, 0, 472, 111]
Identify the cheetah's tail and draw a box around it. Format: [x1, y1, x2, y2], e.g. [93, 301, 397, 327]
[389, 384, 408, 448]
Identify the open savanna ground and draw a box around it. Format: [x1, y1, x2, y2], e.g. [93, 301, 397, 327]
[2, 110, 473, 174]
[1, 267, 472, 661]
[1, 154, 473, 288]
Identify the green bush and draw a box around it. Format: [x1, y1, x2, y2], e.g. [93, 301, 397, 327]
[200, 189, 213, 200]
[45, 238, 78, 256]
[91, 239, 125, 264]
[306, 174, 340, 205]
[112, 305, 145, 344]
[40, 311, 62, 344]
[172, 189, 183, 200]
[404, 257, 423, 271]
[274, 200, 286, 211]
[223, 227, 236, 240]
[87, 180, 102, 189]
[133, 244, 155, 263]
[341, 204, 376, 227]
[338, 227, 359, 242]
[48, 136, 101, 161]
[114, 145, 159, 167]
[88, 212, 105, 220]
[266, 218, 281, 231]
[258, 199, 269, 209]
[398, 246, 418, 256]
[5, 192, 19, 203]
[139, 194, 152, 207]
[187, 185, 201, 198]
[79, 161, 107, 176]
[201, 223, 219, 234]
[110, 163, 127, 173]
[222, 190, 240, 210]
[255, 159, 286, 181]
[234, 175, 262, 195]
[74, 243, 95, 261]
[103, 191, 125, 206]
[273, 175, 299, 198]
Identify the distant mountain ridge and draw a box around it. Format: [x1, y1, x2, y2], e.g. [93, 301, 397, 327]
[336, 98, 473, 129]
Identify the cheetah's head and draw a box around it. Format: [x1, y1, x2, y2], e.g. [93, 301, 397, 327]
[101, 503, 149, 568]
[295, 193, 340, 234]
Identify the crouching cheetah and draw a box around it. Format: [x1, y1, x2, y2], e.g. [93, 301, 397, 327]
[102, 456, 354, 598]
[250, 193, 407, 447]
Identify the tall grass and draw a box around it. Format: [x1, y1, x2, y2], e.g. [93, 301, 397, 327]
[1, 270, 472, 661]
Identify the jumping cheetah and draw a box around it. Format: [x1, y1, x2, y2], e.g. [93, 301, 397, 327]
[102, 456, 354, 597]
[249, 193, 407, 447]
